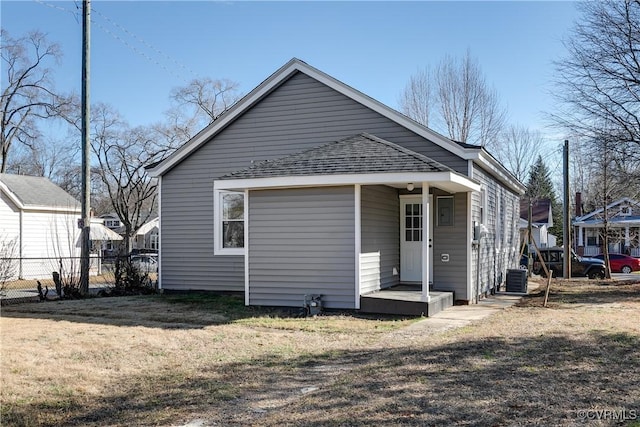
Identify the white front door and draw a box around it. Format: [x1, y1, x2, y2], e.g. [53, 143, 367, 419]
[400, 196, 433, 283]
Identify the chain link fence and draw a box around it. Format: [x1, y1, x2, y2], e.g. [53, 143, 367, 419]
[0, 255, 158, 305]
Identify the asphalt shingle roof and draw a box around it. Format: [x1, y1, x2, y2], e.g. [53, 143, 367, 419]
[0, 173, 80, 210]
[220, 133, 453, 180]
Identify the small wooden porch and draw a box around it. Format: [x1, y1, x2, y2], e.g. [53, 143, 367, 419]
[359, 284, 454, 317]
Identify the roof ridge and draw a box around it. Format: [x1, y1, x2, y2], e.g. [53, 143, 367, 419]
[358, 132, 452, 172]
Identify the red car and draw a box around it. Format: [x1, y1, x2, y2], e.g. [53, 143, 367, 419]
[593, 254, 640, 274]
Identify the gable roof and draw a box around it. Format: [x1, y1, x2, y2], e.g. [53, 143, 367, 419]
[148, 58, 524, 195]
[221, 133, 451, 180]
[519, 198, 552, 226]
[0, 173, 80, 212]
[575, 197, 639, 221]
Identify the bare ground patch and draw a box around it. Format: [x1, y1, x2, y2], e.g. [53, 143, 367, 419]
[1, 283, 640, 426]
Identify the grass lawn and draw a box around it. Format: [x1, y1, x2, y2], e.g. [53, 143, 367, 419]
[1, 280, 640, 426]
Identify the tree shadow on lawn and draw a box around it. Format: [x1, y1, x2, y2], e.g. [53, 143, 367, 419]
[4, 332, 639, 427]
[519, 281, 640, 308]
[0, 293, 413, 330]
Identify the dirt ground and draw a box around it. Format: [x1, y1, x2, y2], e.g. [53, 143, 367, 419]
[1, 279, 640, 426]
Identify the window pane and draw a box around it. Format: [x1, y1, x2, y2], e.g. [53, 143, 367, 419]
[223, 194, 244, 220]
[406, 230, 412, 242]
[413, 216, 421, 228]
[413, 230, 421, 241]
[405, 204, 412, 215]
[412, 204, 420, 215]
[223, 221, 244, 248]
[406, 217, 412, 229]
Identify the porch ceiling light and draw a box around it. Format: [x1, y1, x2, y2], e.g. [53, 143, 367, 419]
[406, 183, 415, 191]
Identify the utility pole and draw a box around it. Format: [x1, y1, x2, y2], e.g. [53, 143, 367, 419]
[563, 139, 571, 279]
[527, 197, 533, 277]
[80, 0, 91, 294]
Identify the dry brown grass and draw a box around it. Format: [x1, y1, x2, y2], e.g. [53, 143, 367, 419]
[2, 281, 640, 427]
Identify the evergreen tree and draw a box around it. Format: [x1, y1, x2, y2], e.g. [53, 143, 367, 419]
[525, 155, 564, 245]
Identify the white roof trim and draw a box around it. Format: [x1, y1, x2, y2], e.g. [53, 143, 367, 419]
[575, 197, 639, 221]
[150, 58, 468, 177]
[148, 58, 522, 193]
[473, 151, 526, 195]
[0, 181, 81, 213]
[214, 171, 481, 193]
[0, 181, 24, 209]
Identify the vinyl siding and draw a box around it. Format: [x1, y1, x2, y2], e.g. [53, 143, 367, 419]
[0, 192, 20, 245]
[431, 190, 470, 299]
[22, 210, 80, 259]
[248, 186, 356, 309]
[472, 165, 521, 298]
[160, 71, 466, 292]
[360, 185, 400, 293]
[359, 252, 381, 295]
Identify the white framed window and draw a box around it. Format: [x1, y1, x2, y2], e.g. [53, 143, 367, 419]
[620, 206, 632, 216]
[150, 232, 159, 250]
[214, 189, 246, 255]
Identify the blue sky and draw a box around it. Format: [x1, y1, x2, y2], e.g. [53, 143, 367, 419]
[2, 1, 578, 141]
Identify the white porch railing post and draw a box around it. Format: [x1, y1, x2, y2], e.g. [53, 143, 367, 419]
[578, 226, 584, 247]
[422, 183, 430, 303]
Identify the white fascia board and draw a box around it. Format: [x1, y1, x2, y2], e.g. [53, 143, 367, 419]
[148, 59, 470, 177]
[299, 65, 468, 159]
[214, 172, 481, 193]
[148, 61, 302, 177]
[23, 205, 82, 214]
[472, 151, 526, 195]
[0, 183, 24, 210]
[576, 197, 638, 221]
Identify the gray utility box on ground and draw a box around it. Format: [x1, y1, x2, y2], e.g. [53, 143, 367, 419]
[506, 269, 528, 293]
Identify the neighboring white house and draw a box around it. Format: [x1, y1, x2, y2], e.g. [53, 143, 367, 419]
[573, 197, 640, 257]
[98, 214, 158, 256]
[519, 198, 556, 250]
[0, 174, 123, 281]
[0, 173, 82, 279]
[131, 217, 159, 252]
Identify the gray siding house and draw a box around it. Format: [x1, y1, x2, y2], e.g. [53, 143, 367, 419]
[148, 58, 524, 312]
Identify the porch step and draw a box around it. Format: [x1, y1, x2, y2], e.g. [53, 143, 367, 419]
[359, 290, 453, 317]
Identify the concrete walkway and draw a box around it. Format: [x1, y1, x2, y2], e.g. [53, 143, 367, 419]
[388, 284, 540, 340]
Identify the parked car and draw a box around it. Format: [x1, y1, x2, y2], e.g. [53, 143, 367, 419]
[130, 254, 158, 273]
[593, 253, 640, 274]
[532, 247, 606, 279]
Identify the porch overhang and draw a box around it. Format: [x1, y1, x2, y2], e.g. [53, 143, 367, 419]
[214, 171, 481, 193]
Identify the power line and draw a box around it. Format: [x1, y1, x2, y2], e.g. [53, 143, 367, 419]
[91, 6, 198, 80]
[32, 0, 197, 83]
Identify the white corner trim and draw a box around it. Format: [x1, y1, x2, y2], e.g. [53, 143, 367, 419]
[421, 183, 431, 303]
[466, 191, 473, 301]
[354, 184, 361, 309]
[244, 188, 250, 306]
[157, 176, 162, 290]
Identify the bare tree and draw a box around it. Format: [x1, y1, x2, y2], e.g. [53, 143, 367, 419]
[399, 67, 433, 127]
[489, 125, 545, 182]
[553, 0, 640, 158]
[164, 77, 242, 141]
[1, 30, 74, 172]
[90, 104, 160, 254]
[400, 50, 506, 146]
